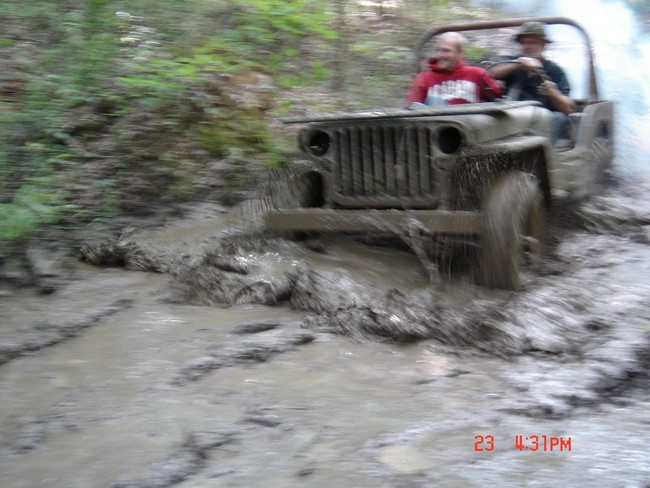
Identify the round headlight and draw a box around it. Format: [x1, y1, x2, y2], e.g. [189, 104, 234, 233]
[437, 125, 464, 155]
[304, 129, 330, 157]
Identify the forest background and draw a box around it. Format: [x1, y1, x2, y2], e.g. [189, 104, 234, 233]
[1, 0, 649, 253]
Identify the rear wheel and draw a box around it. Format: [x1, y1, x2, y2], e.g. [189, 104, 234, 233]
[477, 171, 546, 290]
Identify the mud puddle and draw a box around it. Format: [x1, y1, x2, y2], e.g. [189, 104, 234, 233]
[1, 180, 649, 487]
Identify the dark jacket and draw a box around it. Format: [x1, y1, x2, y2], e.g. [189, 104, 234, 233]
[501, 57, 571, 111]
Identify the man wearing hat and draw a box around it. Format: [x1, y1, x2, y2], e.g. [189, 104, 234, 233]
[489, 22, 574, 139]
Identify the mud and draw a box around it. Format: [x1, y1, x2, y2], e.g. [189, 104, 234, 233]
[1, 178, 649, 487]
[172, 328, 316, 386]
[112, 430, 238, 488]
[78, 185, 649, 359]
[73, 179, 650, 381]
[0, 299, 133, 366]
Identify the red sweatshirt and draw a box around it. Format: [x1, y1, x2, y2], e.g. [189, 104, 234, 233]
[407, 58, 504, 105]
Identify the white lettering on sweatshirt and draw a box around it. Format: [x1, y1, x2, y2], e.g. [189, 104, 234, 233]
[427, 80, 479, 103]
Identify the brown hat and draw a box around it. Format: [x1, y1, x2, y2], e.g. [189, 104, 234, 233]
[514, 22, 552, 44]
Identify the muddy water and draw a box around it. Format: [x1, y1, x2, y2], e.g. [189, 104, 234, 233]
[1, 180, 650, 487]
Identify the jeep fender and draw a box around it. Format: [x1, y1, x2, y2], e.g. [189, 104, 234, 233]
[458, 135, 554, 208]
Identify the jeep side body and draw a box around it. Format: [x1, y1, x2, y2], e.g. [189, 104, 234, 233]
[266, 17, 615, 289]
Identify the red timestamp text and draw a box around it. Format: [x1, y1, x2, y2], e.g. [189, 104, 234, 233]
[474, 434, 495, 452]
[515, 434, 572, 452]
[474, 434, 572, 452]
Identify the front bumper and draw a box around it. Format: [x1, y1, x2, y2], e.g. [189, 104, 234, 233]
[266, 208, 482, 235]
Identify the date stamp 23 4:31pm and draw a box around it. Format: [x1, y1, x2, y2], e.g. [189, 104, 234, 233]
[474, 434, 572, 453]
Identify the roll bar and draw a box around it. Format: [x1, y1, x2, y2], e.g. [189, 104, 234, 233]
[414, 16, 599, 101]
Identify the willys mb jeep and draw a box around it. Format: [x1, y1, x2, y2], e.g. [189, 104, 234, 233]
[266, 17, 614, 289]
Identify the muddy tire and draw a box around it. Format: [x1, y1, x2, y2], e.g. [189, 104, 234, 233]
[477, 171, 546, 290]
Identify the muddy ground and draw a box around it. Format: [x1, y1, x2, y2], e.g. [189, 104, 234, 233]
[1, 175, 649, 487]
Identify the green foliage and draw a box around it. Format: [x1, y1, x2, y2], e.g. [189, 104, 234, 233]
[0, 0, 120, 244]
[174, 38, 261, 76]
[198, 109, 274, 158]
[114, 0, 337, 117]
[0, 184, 63, 242]
[193, 0, 333, 90]
[230, 0, 336, 46]
[117, 65, 186, 107]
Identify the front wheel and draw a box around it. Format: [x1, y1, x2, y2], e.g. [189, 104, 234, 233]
[477, 171, 546, 290]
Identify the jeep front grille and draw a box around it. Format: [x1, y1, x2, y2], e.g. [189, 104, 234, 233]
[332, 125, 438, 206]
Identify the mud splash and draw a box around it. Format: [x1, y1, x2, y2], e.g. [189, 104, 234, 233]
[73, 177, 650, 416]
[79, 181, 650, 359]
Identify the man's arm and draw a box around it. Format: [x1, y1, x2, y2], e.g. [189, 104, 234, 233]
[542, 64, 574, 114]
[488, 57, 541, 79]
[538, 80, 574, 114]
[488, 60, 518, 79]
[479, 70, 505, 101]
[406, 73, 428, 105]
[490, 58, 575, 114]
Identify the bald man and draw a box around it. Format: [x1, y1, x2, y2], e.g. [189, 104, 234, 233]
[407, 32, 504, 107]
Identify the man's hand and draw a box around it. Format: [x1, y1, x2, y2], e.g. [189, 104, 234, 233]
[537, 80, 558, 96]
[517, 56, 543, 71]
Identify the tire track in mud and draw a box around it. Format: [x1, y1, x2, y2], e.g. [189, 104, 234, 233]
[171, 326, 316, 386]
[111, 416, 322, 488]
[1, 399, 81, 454]
[0, 298, 134, 367]
[112, 430, 238, 488]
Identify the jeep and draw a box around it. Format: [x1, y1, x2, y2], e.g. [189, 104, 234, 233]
[266, 17, 615, 289]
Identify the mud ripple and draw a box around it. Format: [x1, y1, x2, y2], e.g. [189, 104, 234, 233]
[0, 298, 133, 366]
[112, 430, 237, 488]
[172, 329, 316, 386]
[1, 401, 80, 454]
